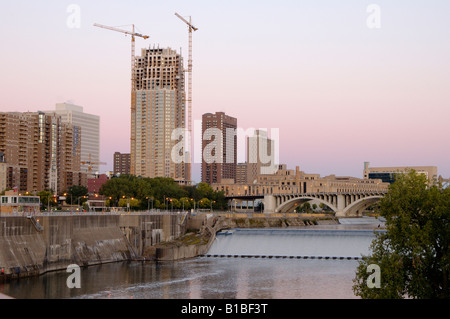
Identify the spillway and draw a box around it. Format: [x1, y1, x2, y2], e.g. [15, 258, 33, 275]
[205, 229, 382, 259]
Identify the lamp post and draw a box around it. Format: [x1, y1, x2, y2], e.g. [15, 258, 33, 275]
[146, 197, 154, 211]
[210, 200, 216, 212]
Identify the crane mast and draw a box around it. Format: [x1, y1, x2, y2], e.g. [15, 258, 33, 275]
[175, 13, 197, 179]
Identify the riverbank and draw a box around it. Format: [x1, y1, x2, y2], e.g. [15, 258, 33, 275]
[0, 213, 382, 282]
[144, 214, 346, 261]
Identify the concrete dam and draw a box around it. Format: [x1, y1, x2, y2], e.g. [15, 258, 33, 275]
[205, 228, 382, 260]
[0, 213, 184, 279]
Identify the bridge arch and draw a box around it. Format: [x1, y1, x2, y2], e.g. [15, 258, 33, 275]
[340, 196, 383, 217]
[276, 196, 338, 214]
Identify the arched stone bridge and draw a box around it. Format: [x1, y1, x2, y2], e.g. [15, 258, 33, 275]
[228, 191, 387, 217]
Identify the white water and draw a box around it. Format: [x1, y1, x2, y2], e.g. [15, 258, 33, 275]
[208, 228, 382, 258]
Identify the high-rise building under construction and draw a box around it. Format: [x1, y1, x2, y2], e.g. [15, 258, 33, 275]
[130, 47, 189, 183]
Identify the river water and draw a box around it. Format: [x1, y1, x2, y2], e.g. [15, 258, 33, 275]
[0, 218, 384, 299]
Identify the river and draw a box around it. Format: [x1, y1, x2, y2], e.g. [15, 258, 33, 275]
[0, 218, 384, 299]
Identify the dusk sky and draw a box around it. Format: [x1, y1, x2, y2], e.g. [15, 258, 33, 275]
[1, 0, 449, 182]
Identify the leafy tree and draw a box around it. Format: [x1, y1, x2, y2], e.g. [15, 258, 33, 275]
[179, 197, 192, 210]
[65, 185, 88, 205]
[353, 170, 450, 299]
[99, 174, 227, 211]
[196, 183, 214, 199]
[198, 198, 211, 209]
[37, 190, 57, 210]
[118, 197, 140, 209]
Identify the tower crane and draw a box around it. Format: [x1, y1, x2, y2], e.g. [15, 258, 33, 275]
[81, 153, 107, 176]
[175, 13, 198, 181]
[93, 23, 150, 91]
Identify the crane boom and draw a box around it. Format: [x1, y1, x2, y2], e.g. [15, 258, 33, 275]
[93, 23, 150, 39]
[174, 13, 198, 31]
[94, 23, 150, 92]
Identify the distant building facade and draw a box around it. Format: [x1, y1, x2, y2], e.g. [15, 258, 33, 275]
[363, 162, 438, 186]
[236, 163, 248, 184]
[0, 152, 6, 193]
[46, 103, 101, 176]
[201, 112, 237, 184]
[0, 111, 86, 194]
[87, 174, 109, 194]
[113, 152, 131, 175]
[212, 164, 389, 197]
[246, 129, 275, 184]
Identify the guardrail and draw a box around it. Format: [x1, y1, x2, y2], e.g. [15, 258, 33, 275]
[0, 210, 190, 217]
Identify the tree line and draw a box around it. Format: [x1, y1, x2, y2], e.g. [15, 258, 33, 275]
[98, 175, 227, 211]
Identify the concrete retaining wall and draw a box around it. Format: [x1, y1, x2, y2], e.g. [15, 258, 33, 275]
[0, 214, 184, 279]
[152, 215, 221, 261]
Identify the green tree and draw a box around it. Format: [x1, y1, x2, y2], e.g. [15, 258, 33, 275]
[353, 170, 450, 299]
[118, 197, 140, 210]
[37, 190, 57, 211]
[180, 197, 191, 210]
[198, 198, 211, 209]
[65, 185, 88, 205]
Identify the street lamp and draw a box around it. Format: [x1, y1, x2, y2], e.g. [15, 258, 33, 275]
[146, 197, 154, 211]
[181, 198, 188, 211]
[210, 200, 216, 212]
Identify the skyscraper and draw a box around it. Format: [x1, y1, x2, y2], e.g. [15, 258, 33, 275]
[201, 112, 237, 184]
[131, 47, 188, 183]
[46, 103, 100, 175]
[0, 111, 84, 194]
[247, 129, 275, 184]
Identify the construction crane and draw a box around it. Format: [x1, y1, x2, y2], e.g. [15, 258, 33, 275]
[175, 13, 198, 177]
[81, 153, 107, 176]
[93, 23, 150, 91]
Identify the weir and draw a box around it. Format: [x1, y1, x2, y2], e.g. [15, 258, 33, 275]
[205, 229, 383, 259]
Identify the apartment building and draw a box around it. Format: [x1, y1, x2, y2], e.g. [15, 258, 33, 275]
[246, 129, 275, 184]
[131, 47, 188, 183]
[113, 152, 131, 175]
[0, 111, 85, 194]
[201, 112, 237, 184]
[46, 103, 100, 175]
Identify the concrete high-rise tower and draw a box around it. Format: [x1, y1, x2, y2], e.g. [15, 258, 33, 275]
[46, 103, 100, 176]
[247, 129, 275, 184]
[131, 47, 188, 183]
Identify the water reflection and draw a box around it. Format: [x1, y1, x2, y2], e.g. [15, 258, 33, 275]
[1, 258, 360, 299]
[2, 221, 378, 299]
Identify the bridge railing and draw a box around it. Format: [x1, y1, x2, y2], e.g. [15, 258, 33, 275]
[226, 190, 388, 198]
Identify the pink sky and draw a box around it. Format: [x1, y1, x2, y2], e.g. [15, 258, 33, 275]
[1, 1, 449, 182]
